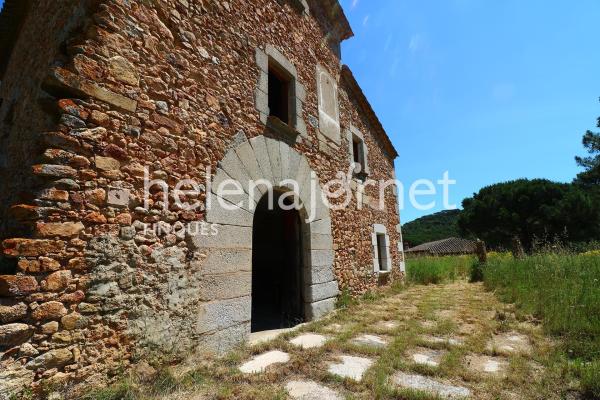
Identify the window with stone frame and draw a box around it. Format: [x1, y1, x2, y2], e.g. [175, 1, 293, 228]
[348, 126, 369, 177]
[255, 45, 307, 138]
[268, 62, 292, 125]
[372, 224, 391, 273]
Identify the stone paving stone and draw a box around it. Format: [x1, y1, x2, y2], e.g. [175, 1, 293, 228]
[290, 333, 328, 349]
[421, 335, 464, 347]
[327, 355, 373, 381]
[286, 380, 343, 400]
[392, 372, 471, 399]
[487, 332, 532, 355]
[239, 350, 290, 374]
[408, 347, 446, 367]
[351, 334, 388, 348]
[466, 355, 508, 376]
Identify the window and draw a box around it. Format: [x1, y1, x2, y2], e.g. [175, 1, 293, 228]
[352, 136, 364, 173]
[255, 45, 307, 138]
[348, 126, 369, 177]
[372, 224, 391, 273]
[268, 64, 291, 125]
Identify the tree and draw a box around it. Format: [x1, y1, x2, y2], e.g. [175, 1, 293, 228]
[402, 210, 462, 246]
[458, 179, 600, 250]
[574, 99, 600, 186]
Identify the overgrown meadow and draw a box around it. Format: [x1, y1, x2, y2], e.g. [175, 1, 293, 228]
[406, 250, 600, 397]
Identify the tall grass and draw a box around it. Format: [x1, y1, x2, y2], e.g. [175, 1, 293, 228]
[483, 252, 600, 397]
[406, 255, 475, 285]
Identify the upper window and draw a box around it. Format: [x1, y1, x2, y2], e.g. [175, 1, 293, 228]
[268, 63, 292, 125]
[255, 45, 307, 138]
[348, 126, 369, 177]
[352, 134, 365, 173]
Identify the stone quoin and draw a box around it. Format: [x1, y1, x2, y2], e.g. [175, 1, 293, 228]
[0, 0, 405, 397]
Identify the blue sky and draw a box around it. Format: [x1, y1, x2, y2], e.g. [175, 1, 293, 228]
[340, 0, 600, 222]
[1, 0, 597, 223]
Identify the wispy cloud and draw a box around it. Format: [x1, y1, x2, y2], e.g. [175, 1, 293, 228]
[384, 34, 393, 53]
[351, 0, 359, 10]
[362, 14, 370, 27]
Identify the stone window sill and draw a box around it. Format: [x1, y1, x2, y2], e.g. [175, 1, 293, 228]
[267, 115, 300, 138]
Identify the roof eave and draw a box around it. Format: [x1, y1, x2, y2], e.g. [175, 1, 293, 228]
[341, 65, 399, 159]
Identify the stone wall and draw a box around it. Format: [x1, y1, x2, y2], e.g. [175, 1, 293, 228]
[0, 0, 404, 398]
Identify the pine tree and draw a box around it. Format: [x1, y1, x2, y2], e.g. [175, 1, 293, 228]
[574, 99, 600, 186]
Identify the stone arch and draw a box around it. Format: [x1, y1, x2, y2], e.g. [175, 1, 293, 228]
[188, 134, 338, 343]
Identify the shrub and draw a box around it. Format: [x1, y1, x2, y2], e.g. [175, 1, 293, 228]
[336, 288, 357, 309]
[469, 261, 484, 283]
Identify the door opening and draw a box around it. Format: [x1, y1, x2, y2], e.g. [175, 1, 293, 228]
[251, 191, 304, 332]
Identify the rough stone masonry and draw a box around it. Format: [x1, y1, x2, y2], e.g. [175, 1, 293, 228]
[0, 0, 405, 397]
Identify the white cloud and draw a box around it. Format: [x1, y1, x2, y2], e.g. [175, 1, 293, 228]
[362, 14, 370, 26]
[351, 0, 359, 10]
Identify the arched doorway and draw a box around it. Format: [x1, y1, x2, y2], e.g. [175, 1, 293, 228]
[251, 191, 304, 332]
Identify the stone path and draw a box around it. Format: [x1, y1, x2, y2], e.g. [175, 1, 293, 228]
[183, 281, 555, 399]
[392, 372, 472, 399]
[290, 333, 328, 349]
[327, 355, 374, 381]
[239, 350, 290, 374]
[286, 380, 342, 400]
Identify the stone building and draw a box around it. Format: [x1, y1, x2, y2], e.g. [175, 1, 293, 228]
[0, 0, 404, 397]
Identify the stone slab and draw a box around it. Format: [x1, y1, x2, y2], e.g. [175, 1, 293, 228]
[307, 233, 333, 250]
[305, 298, 336, 320]
[218, 150, 254, 196]
[197, 296, 251, 335]
[309, 217, 332, 235]
[487, 332, 532, 355]
[421, 335, 464, 347]
[265, 137, 283, 185]
[188, 223, 252, 250]
[310, 250, 334, 267]
[408, 347, 446, 368]
[352, 334, 388, 348]
[392, 372, 471, 399]
[197, 322, 250, 356]
[286, 380, 342, 400]
[211, 168, 254, 210]
[279, 141, 291, 181]
[239, 350, 290, 374]
[304, 265, 335, 285]
[327, 355, 373, 381]
[249, 136, 274, 184]
[198, 272, 251, 301]
[289, 333, 328, 349]
[466, 355, 508, 376]
[235, 141, 267, 196]
[305, 281, 339, 303]
[206, 193, 254, 227]
[194, 248, 252, 275]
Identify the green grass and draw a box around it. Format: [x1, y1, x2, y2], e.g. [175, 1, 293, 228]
[406, 255, 475, 285]
[482, 251, 600, 397]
